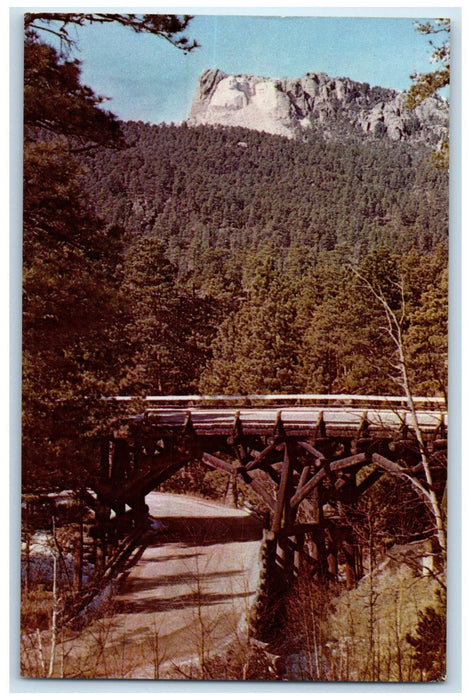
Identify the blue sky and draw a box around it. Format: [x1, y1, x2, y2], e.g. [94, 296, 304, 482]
[31, 11, 450, 125]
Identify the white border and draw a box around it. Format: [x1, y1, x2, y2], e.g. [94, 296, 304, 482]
[7, 4, 465, 697]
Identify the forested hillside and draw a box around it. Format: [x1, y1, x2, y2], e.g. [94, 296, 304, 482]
[79, 120, 448, 398]
[83, 121, 447, 265]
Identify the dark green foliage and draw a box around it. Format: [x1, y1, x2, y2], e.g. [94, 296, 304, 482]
[81, 121, 448, 280]
[199, 244, 447, 397]
[22, 19, 205, 492]
[200, 248, 300, 394]
[406, 591, 447, 681]
[23, 43, 129, 489]
[119, 231, 227, 395]
[76, 119, 448, 398]
[24, 31, 123, 148]
[405, 256, 448, 399]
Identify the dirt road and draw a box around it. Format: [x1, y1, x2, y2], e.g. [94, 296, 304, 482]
[66, 492, 265, 678]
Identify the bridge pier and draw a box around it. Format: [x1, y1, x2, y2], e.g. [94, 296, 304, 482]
[89, 437, 152, 581]
[271, 441, 299, 591]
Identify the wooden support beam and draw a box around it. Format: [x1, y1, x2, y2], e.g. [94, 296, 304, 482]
[111, 439, 131, 481]
[100, 439, 112, 480]
[273, 410, 285, 439]
[201, 452, 237, 475]
[372, 452, 405, 475]
[297, 440, 326, 466]
[356, 467, 383, 496]
[181, 410, 194, 435]
[313, 411, 326, 438]
[232, 410, 243, 440]
[357, 411, 370, 438]
[311, 482, 321, 524]
[371, 452, 426, 478]
[239, 441, 279, 473]
[330, 452, 368, 472]
[230, 410, 247, 460]
[272, 441, 298, 589]
[289, 452, 367, 509]
[272, 443, 293, 533]
[298, 465, 311, 492]
[289, 467, 325, 510]
[291, 465, 310, 522]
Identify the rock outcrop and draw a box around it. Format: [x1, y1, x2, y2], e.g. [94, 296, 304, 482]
[187, 69, 448, 145]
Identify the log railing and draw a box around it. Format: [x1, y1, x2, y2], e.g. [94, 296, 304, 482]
[107, 393, 446, 410]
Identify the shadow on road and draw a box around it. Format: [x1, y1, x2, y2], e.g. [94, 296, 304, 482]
[113, 508, 264, 618]
[115, 588, 255, 615]
[121, 567, 248, 595]
[144, 512, 264, 547]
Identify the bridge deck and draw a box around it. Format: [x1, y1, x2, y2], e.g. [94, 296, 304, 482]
[130, 397, 447, 439]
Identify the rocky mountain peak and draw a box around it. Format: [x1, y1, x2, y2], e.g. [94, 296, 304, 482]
[187, 68, 448, 145]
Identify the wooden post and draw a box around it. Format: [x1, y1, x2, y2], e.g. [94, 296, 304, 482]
[112, 439, 131, 481]
[100, 439, 112, 480]
[95, 536, 106, 574]
[272, 440, 300, 589]
[225, 473, 238, 508]
[272, 444, 291, 534]
[310, 530, 328, 580]
[272, 441, 287, 586]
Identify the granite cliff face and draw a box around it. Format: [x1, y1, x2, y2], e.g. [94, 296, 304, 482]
[187, 69, 448, 145]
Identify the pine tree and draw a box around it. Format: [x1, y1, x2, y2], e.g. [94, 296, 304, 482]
[22, 17, 200, 490]
[200, 250, 299, 394]
[406, 591, 446, 681]
[406, 19, 450, 169]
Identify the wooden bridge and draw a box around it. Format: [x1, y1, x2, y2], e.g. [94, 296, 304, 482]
[83, 394, 446, 599]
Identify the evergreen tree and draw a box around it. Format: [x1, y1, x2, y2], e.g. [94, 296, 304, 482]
[22, 18, 199, 490]
[406, 19, 450, 168]
[404, 253, 448, 400]
[406, 591, 446, 681]
[23, 35, 128, 489]
[200, 249, 299, 394]
[24, 31, 123, 148]
[294, 250, 401, 395]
